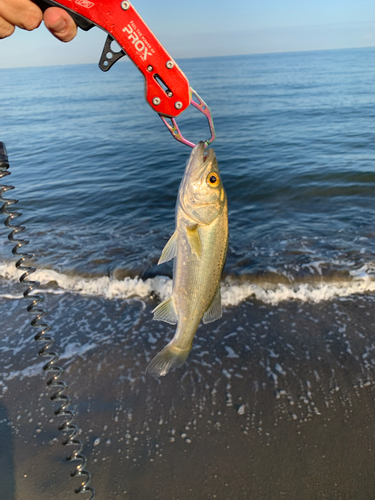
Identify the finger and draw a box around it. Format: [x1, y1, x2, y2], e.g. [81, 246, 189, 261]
[0, 16, 15, 39]
[44, 7, 77, 42]
[0, 0, 42, 31]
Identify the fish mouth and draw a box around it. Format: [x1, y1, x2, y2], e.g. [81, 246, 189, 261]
[187, 141, 216, 176]
[179, 142, 220, 222]
[203, 148, 215, 163]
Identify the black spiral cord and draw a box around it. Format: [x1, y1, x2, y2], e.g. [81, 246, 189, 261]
[0, 142, 95, 498]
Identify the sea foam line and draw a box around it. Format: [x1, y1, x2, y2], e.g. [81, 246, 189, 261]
[0, 261, 172, 300]
[1, 262, 375, 306]
[221, 280, 375, 305]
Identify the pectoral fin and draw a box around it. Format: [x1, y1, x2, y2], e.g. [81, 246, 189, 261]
[152, 297, 178, 324]
[158, 231, 178, 265]
[203, 286, 222, 324]
[186, 225, 202, 258]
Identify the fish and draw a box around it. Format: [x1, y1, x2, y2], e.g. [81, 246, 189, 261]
[146, 141, 228, 377]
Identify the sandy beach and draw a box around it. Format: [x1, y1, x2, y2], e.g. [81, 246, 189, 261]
[2, 289, 375, 500]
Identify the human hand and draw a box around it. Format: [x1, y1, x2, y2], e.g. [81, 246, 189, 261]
[44, 6, 77, 42]
[0, 0, 77, 42]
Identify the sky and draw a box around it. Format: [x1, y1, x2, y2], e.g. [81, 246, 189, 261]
[1, 0, 375, 68]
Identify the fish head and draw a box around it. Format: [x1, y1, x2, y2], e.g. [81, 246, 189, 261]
[179, 142, 226, 225]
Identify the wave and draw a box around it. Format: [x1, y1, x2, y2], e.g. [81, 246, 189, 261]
[1, 261, 375, 306]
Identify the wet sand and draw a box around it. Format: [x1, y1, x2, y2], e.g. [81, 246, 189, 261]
[1, 289, 375, 499]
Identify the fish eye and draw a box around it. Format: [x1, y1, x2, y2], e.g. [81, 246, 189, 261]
[207, 172, 220, 187]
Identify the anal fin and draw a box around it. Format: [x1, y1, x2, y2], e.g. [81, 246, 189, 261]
[152, 297, 178, 324]
[203, 286, 222, 324]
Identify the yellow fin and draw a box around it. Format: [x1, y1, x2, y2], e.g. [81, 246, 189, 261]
[186, 225, 202, 258]
[158, 231, 178, 265]
[152, 297, 178, 324]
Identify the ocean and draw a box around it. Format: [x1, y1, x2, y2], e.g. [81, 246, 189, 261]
[1, 47, 375, 499]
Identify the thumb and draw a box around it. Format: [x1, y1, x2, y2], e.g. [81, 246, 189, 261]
[44, 7, 77, 42]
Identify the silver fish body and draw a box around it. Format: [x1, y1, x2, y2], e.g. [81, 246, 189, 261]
[146, 142, 228, 377]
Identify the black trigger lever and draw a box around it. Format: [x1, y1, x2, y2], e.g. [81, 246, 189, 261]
[99, 35, 126, 72]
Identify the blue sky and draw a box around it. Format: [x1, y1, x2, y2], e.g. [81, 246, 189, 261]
[1, 0, 375, 68]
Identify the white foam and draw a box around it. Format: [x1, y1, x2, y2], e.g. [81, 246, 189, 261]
[3, 363, 44, 382]
[350, 262, 375, 279]
[0, 261, 172, 301]
[221, 279, 375, 306]
[224, 346, 239, 358]
[0, 293, 23, 300]
[1, 260, 375, 306]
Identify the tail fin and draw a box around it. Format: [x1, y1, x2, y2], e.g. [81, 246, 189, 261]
[146, 342, 190, 377]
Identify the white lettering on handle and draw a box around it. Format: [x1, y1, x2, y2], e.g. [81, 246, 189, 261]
[123, 24, 150, 61]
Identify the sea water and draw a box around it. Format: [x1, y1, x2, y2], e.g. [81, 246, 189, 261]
[1, 48, 375, 303]
[1, 48, 375, 500]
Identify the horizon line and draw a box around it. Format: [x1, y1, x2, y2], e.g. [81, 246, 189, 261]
[1, 45, 374, 71]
